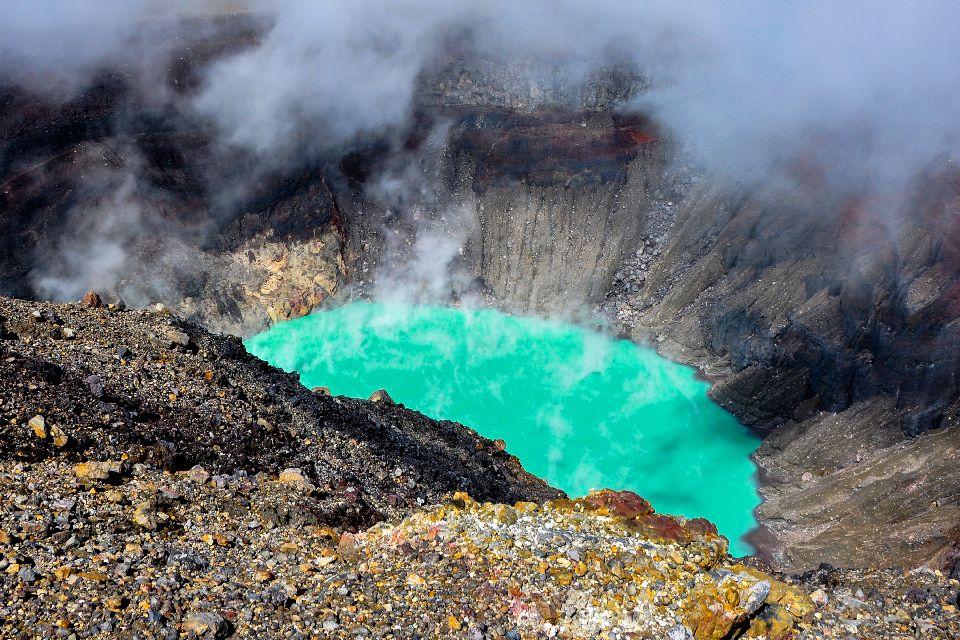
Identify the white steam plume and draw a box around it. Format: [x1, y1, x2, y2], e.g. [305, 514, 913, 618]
[5, 1, 960, 304]
[189, 0, 960, 194]
[4, 1, 959, 188]
[0, 1, 152, 97]
[30, 156, 148, 301]
[362, 122, 481, 305]
[192, 0, 467, 158]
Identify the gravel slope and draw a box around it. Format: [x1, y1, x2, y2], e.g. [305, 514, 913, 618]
[1, 295, 958, 639]
[0, 294, 561, 529]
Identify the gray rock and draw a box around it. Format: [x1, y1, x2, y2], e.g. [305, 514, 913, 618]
[85, 375, 104, 398]
[744, 580, 771, 614]
[17, 566, 37, 583]
[667, 625, 694, 640]
[164, 329, 191, 348]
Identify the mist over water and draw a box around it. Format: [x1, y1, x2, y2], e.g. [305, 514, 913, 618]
[246, 301, 760, 555]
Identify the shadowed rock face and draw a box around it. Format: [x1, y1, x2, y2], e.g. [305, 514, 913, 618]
[0, 20, 654, 332]
[456, 111, 664, 313]
[627, 177, 960, 570]
[638, 178, 960, 432]
[336, 108, 665, 313]
[2, 16, 959, 573]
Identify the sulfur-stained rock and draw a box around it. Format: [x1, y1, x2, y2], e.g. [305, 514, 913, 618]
[28, 415, 46, 439]
[277, 468, 313, 491]
[53, 566, 73, 580]
[683, 583, 750, 640]
[354, 492, 797, 639]
[368, 389, 393, 403]
[74, 460, 124, 481]
[132, 500, 159, 530]
[730, 564, 815, 620]
[49, 424, 68, 448]
[105, 597, 128, 613]
[744, 603, 798, 639]
[722, 573, 771, 615]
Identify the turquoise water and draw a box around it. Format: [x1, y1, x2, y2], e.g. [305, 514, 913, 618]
[246, 301, 760, 555]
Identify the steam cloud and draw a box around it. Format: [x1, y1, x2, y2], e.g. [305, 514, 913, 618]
[3, 0, 960, 302]
[0, 0, 151, 97]
[31, 164, 146, 301]
[190, 0, 960, 190]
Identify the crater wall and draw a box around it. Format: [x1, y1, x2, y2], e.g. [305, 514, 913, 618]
[1, 17, 958, 573]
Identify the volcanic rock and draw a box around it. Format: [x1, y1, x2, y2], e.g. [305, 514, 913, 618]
[608, 176, 960, 572]
[28, 415, 46, 439]
[0, 296, 948, 635]
[73, 461, 125, 481]
[48, 424, 68, 448]
[183, 612, 230, 638]
[368, 388, 393, 403]
[81, 291, 103, 308]
[0, 9, 956, 589]
[0, 295, 559, 526]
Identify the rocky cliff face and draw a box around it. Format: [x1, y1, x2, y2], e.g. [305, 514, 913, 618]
[344, 62, 960, 572]
[613, 176, 960, 571]
[0, 17, 347, 337]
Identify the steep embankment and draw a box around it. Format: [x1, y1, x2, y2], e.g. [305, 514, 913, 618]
[0, 296, 559, 522]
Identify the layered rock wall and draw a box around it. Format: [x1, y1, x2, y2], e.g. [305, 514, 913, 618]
[621, 179, 960, 570]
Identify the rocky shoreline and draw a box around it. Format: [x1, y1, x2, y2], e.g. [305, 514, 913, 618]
[1, 295, 958, 639]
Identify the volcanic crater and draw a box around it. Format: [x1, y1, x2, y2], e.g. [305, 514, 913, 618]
[2, 6, 959, 598]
